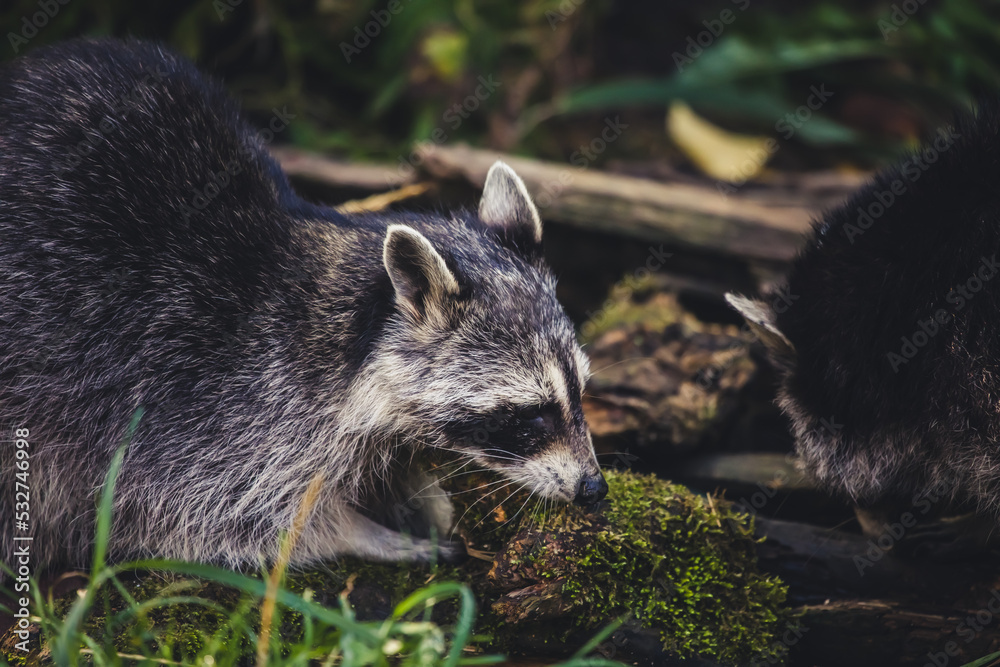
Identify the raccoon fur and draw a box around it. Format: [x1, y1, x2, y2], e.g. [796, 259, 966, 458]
[727, 100, 1000, 515]
[0, 38, 606, 572]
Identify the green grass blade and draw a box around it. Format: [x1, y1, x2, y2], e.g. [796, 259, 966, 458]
[568, 617, 626, 659]
[391, 581, 477, 667]
[93, 407, 144, 575]
[962, 652, 1000, 667]
[122, 559, 381, 643]
[52, 407, 144, 667]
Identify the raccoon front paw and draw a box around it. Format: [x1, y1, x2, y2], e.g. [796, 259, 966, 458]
[407, 471, 455, 536]
[434, 538, 468, 564]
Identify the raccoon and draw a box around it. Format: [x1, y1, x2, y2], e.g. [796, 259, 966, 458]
[727, 100, 1000, 516]
[0, 38, 606, 572]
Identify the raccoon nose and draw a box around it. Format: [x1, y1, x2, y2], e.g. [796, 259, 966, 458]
[573, 472, 609, 507]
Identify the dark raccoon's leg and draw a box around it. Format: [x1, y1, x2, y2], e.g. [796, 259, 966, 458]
[855, 505, 997, 560]
[293, 503, 464, 563]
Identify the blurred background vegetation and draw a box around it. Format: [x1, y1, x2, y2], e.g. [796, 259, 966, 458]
[4, 0, 1000, 177]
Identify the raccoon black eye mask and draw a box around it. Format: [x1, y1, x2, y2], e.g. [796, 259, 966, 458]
[727, 105, 1000, 517]
[0, 37, 606, 571]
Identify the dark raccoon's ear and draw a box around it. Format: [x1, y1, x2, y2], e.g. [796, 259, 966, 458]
[479, 161, 543, 255]
[725, 293, 796, 369]
[383, 225, 460, 324]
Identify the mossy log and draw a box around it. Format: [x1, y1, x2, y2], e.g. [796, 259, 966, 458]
[470, 471, 790, 664]
[1, 471, 792, 667]
[581, 286, 757, 462]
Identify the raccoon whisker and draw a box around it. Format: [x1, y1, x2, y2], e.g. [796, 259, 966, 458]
[425, 466, 482, 489]
[472, 451, 530, 464]
[510, 488, 538, 525]
[588, 356, 659, 377]
[469, 481, 527, 533]
[477, 454, 528, 464]
[435, 446, 526, 464]
[441, 477, 514, 497]
[451, 480, 518, 537]
[456, 474, 513, 489]
[528, 496, 544, 527]
[406, 459, 476, 499]
[478, 448, 529, 462]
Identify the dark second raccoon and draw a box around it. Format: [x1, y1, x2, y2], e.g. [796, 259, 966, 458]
[728, 102, 1000, 514]
[0, 38, 606, 572]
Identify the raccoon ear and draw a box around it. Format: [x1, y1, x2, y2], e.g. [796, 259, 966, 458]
[383, 225, 460, 323]
[479, 161, 543, 251]
[725, 293, 796, 369]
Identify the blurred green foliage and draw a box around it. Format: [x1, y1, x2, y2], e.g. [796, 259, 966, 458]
[542, 0, 1000, 158]
[3, 0, 1000, 167]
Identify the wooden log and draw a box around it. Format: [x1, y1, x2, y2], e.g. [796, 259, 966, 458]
[270, 146, 411, 191]
[754, 516, 915, 597]
[268, 143, 842, 262]
[794, 599, 1000, 667]
[676, 453, 814, 492]
[415, 142, 820, 263]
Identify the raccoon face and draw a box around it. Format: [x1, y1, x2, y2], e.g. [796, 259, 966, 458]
[376, 162, 607, 507]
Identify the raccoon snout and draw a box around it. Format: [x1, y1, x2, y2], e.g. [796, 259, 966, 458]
[573, 472, 609, 507]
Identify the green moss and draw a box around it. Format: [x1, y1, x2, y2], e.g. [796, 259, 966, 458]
[580, 277, 687, 344]
[1, 647, 28, 666]
[71, 574, 252, 663]
[483, 470, 791, 665]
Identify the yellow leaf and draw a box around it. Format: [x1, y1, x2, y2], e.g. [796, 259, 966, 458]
[420, 29, 468, 83]
[667, 102, 773, 183]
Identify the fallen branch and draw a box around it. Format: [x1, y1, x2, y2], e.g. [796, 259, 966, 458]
[335, 182, 435, 214]
[271, 143, 836, 262]
[416, 143, 819, 262]
[270, 146, 411, 191]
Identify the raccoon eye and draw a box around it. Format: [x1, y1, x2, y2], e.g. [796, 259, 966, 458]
[517, 405, 543, 421]
[516, 403, 557, 431]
